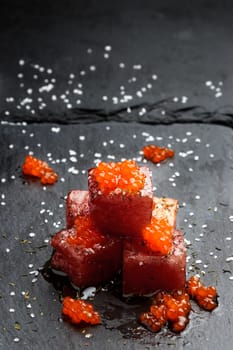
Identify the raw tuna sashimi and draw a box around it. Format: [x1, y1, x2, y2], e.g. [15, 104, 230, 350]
[51, 217, 122, 288]
[122, 196, 184, 296]
[122, 230, 186, 296]
[88, 161, 153, 237]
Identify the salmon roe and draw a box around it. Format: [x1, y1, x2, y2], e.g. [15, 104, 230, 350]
[67, 215, 107, 248]
[142, 217, 173, 255]
[140, 277, 218, 334]
[143, 145, 175, 164]
[139, 290, 191, 333]
[22, 155, 58, 185]
[92, 160, 145, 195]
[62, 297, 101, 325]
[186, 275, 218, 311]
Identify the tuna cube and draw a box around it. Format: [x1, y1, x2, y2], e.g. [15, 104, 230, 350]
[122, 197, 185, 296]
[88, 161, 153, 237]
[122, 230, 186, 296]
[51, 217, 122, 288]
[66, 190, 89, 228]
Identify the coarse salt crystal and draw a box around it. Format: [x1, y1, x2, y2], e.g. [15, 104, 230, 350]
[51, 127, 61, 133]
[226, 257, 233, 262]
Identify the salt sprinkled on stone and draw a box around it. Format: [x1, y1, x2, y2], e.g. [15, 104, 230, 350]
[215, 92, 222, 98]
[39, 83, 54, 93]
[94, 153, 102, 158]
[226, 257, 233, 262]
[73, 89, 83, 95]
[68, 167, 79, 175]
[195, 259, 202, 264]
[70, 156, 78, 163]
[69, 150, 77, 155]
[181, 96, 188, 103]
[85, 333, 93, 339]
[19, 59, 25, 66]
[29, 232, 36, 238]
[104, 45, 112, 51]
[133, 64, 142, 70]
[51, 127, 61, 133]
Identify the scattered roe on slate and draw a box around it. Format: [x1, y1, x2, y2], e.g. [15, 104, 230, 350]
[139, 276, 218, 333]
[22, 154, 58, 185]
[62, 297, 101, 325]
[143, 145, 175, 163]
[92, 160, 146, 194]
[186, 275, 218, 311]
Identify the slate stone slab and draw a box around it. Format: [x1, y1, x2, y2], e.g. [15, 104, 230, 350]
[1, 0, 233, 123]
[0, 121, 232, 349]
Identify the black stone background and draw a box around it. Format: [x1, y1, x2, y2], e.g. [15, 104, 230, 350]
[0, 1, 233, 349]
[0, 0, 233, 125]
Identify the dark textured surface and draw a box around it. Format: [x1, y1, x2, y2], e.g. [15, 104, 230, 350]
[1, 1, 233, 348]
[0, 0, 233, 125]
[0, 122, 233, 349]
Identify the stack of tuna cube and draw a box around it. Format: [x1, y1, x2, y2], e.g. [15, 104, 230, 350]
[51, 161, 186, 296]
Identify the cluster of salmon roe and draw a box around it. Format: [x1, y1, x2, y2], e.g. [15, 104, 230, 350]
[186, 275, 218, 311]
[143, 145, 175, 164]
[22, 155, 58, 185]
[139, 290, 191, 333]
[92, 160, 146, 195]
[62, 297, 101, 325]
[142, 217, 173, 255]
[67, 215, 107, 248]
[140, 276, 218, 333]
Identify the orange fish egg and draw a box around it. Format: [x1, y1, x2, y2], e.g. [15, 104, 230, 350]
[142, 217, 173, 255]
[62, 297, 101, 325]
[66, 216, 107, 248]
[92, 160, 145, 195]
[22, 154, 58, 184]
[143, 145, 175, 163]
